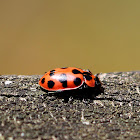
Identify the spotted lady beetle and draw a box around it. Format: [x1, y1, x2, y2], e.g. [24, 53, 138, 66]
[39, 67, 103, 96]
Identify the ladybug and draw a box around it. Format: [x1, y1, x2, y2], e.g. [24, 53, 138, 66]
[39, 67, 102, 94]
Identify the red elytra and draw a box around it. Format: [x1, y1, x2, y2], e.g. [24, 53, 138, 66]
[39, 67, 101, 92]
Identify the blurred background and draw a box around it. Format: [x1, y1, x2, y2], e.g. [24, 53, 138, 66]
[0, 0, 139, 75]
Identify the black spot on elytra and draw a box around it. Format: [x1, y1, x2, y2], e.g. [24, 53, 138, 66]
[74, 77, 82, 86]
[48, 80, 55, 88]
[61, 67, 68, 69]
[59, 73, 67, 88]
[41, 78, 45, 84]
[62, 81, 67, 88]
[84, 75, 92, 81]
[72, 69, 82, 74]
[49, 70, 55, 76]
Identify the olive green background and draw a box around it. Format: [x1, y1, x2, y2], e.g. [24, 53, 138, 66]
[0, 0, 139, 75]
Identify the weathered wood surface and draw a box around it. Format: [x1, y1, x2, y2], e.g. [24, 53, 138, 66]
[0, 72, 139, 140]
